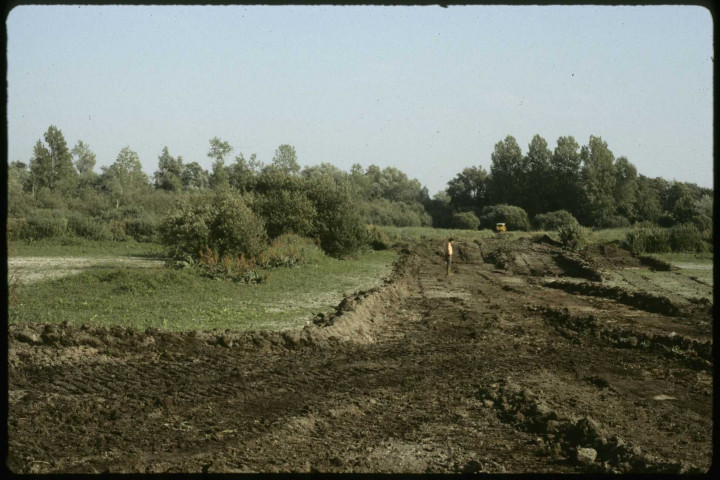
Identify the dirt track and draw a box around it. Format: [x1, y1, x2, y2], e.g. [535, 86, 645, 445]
[7, 237, 713, 473]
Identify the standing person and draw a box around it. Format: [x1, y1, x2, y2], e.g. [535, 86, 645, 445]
[445, 237, 454, 276]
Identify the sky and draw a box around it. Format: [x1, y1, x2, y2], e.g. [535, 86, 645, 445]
[6, 5, 714, 195]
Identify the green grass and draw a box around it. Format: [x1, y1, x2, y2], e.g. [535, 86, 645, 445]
[8, 237, 166, 258]
[586, 227, 634, 244]
[647, 252, 714, 264]
[8, 249, 397, 332]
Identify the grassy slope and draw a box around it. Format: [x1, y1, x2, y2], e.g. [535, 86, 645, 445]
[8, 249, 397, 332]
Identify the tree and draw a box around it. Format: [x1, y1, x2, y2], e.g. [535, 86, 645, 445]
[71, 140, 99, 190]
[634, 175, 663, 223]
[228, 153, 262, 192]
[304, 175, 368, 257]
[71, 140, 97, 175]
[663, 181, 698, 224]
[100, 146, 150, 208]
[271, 144, 300, 175]
[613, 156, 638, 221]
[28, 125, 77, 194]
[207, 137, 233, 188]
[522, 134, 552, 216]
[547, 136, 582, 216]
[487, 135, 524, 206]
[154, 146, 184, 191]
[181, 162, 210, 190]
[422, 191, 453, 228]
[301, 162, 348, 185]
[446, 166, 488, 214]
[579, 135, 616, 226]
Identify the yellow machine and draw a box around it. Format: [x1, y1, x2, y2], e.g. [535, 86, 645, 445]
[495, 223, 507, 233]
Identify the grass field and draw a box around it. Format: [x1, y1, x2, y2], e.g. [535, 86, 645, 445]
[8, 247, 397, 332]
[8, 238, 166, 258]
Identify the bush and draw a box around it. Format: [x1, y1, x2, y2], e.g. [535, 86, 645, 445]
[625, 227, 671, 254]
[557, 220, 590, 251]
[253, 189, 317, 239]
[14, 215, 69, 241]
[656, 213, 676, 228]
[304, 177, 368, 258]
[195, 247, 269, 284]
[533, 210, 578, 231]
[479, 204, 531, 231]
[108, 219, 129, 241]
[366, 225, 391, 250]
[259, 233, 325, 267]
[360, 199, 432, 227]
[67, 213, 112, 241]
[690, 214, 712, 233]
[669, 223, 708, 253]
[124, 214, 161, 243]
[159, 189, 268, 260]
[451, 211, 480, 230]
[598, 214, 631, 229]
[6, 218, 28, 241]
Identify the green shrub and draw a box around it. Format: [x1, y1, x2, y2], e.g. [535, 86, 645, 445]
[208, 189, 268, 258]
[598, 214, 631, 229]
[366, 225, 391, 250]
[533, 210, 578, 230]
[625, 227, 671, 254]
[34, 188, 68, 210]
[690, 214, 712, 232]
[159, 193, 212, 259]
[15, 215, 69, 240]
[108, 219, 129, 241]
[360, 199, 432, 227]
[6, 218, 28, 241]
[67, 213, 112, 241]
[557, 220, 590, 250]
[259, 233, 325, 267]
[304, 177, 368, 258]
[479, 204, 531, 231]
[253, 189, 317, 239]
[656, 213, 676, 228]
[669, 223, 708, 253]
[124, 214, 160, 243]
[160, 189, 268, 260]
[452, 211, 480, 230]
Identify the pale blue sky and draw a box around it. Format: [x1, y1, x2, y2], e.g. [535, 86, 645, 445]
[6, 5, 714, 195]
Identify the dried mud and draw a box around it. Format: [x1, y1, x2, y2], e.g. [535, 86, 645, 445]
[6, 236, 713, 473]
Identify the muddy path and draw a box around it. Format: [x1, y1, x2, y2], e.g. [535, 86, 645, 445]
[6, 237, 713, 473]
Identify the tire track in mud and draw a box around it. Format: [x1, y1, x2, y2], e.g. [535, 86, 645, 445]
[7, 238, 713, 473]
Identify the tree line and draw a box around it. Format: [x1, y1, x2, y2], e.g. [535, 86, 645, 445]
[7, 125, 436, 258]
[427, 134, 712, 231]
[8, 126, 712, 251]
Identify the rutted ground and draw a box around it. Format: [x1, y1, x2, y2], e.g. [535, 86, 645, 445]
[7, 236, 713, 473]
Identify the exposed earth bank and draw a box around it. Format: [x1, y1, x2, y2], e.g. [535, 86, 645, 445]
[7, 237, 713, 473]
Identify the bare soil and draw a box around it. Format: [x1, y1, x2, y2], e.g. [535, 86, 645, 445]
[6, 236, 713, 473]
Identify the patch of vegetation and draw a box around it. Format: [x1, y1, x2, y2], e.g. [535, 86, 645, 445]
[557, 218, 590, 251]
[479, 204, 531, 231]
[452, 211, 480, 230]
[8, 250, 397, 332]
[533, 210, 578, 230]
[8, 238, 166, 258]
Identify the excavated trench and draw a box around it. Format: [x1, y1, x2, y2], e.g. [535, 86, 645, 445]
[7, 236, 713, 473]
